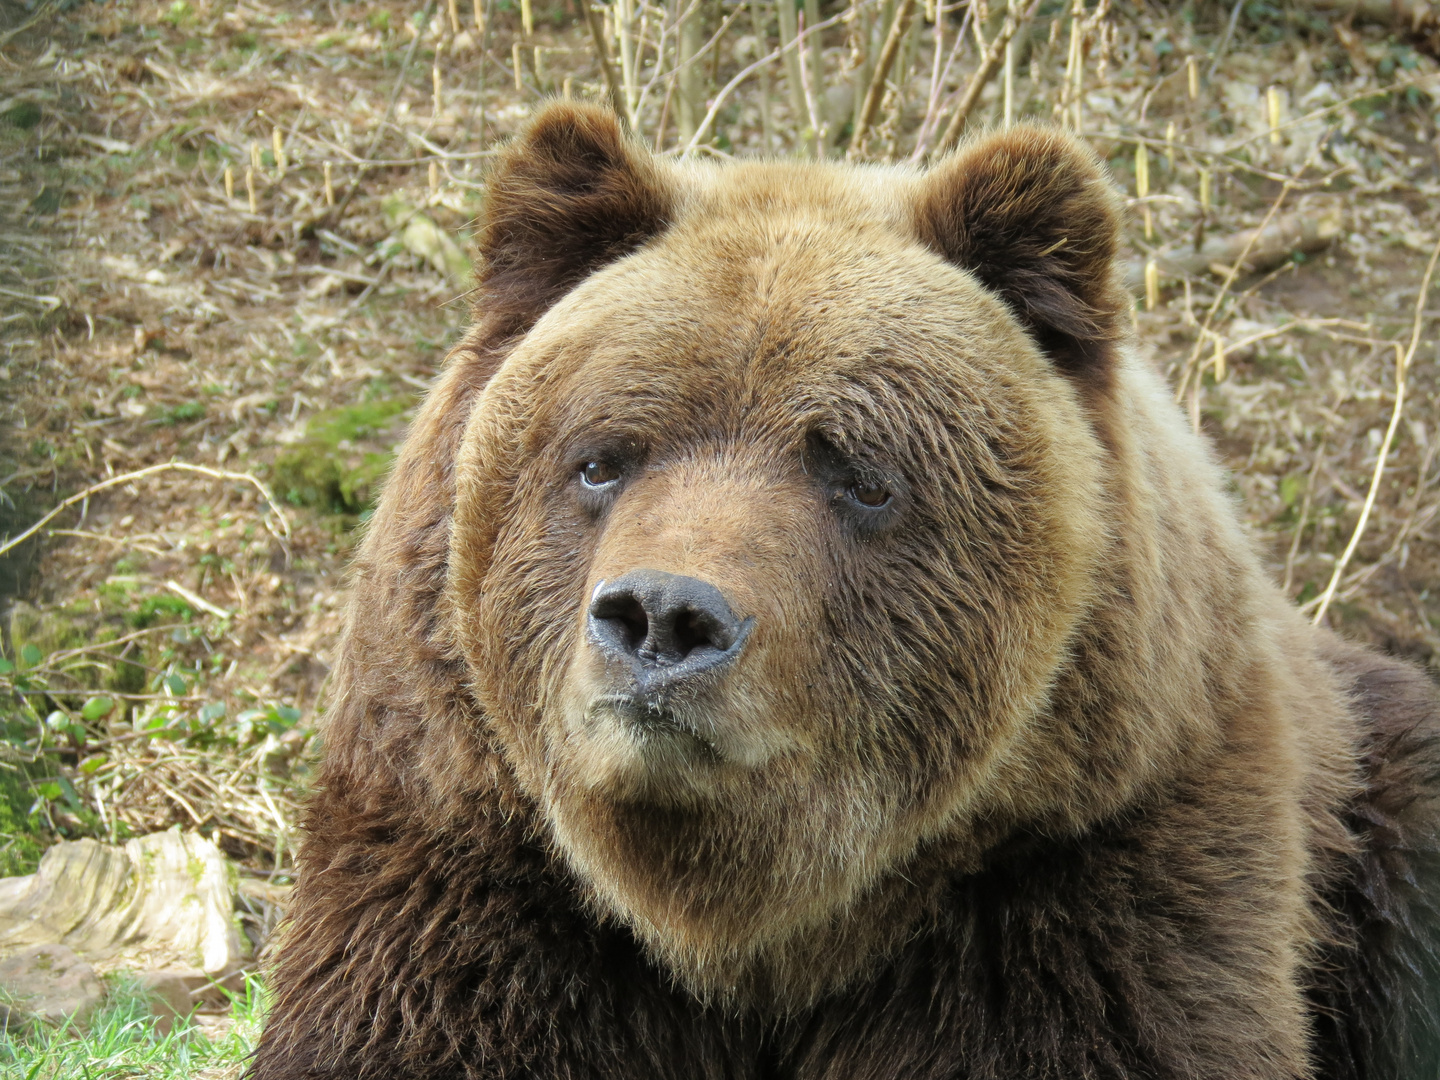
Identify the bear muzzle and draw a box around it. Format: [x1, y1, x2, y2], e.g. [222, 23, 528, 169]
[586, 570, 754, 724]
[585, 569, 757, 748]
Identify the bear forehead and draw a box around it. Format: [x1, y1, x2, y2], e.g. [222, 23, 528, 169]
[661, 159, 938, 286]
[512, 166, 1044, 423]
[512, 249, 1042, 459]
[677, 159, 916, 229]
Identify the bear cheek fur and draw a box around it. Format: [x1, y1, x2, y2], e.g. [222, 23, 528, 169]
[445, 226, 1115, 1000]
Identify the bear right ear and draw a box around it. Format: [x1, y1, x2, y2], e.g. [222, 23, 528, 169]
[476, 104, 673, 334]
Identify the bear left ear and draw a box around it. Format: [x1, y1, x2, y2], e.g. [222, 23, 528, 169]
[913, 126, 1128, 381]
[476, 103, 674, 335]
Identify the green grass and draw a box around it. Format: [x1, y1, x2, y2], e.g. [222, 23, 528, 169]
[0, 763, 48, 878]
[0, 970, 265, 1078]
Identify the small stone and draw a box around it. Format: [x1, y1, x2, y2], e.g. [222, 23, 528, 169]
[0, 944, 105, 1030]
[134, 969, 197, 1036]
[131, 964, 248, 1034]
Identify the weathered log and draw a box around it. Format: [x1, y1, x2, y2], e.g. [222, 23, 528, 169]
[1309, 0, 1436, 30]
[1126, 200, 1343, 289]
[0, 830, 247, 975]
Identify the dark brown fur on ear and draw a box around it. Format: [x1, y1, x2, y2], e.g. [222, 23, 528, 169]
[478, 103, 672, 334]
[914, 125, 1127, 380]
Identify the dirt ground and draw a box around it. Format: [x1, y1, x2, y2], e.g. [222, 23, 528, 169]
[1, 0, 1437, 878]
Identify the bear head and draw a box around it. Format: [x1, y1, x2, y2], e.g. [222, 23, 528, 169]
[444, 104, 1130, 1005]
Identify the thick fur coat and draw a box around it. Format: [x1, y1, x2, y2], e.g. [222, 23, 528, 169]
[251, 105, 1440, 1079]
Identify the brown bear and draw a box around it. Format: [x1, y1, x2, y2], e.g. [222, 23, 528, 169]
[251, 104, 1440, 1080]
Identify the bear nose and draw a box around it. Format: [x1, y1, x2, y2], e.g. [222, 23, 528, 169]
[587, 570, 753, 688]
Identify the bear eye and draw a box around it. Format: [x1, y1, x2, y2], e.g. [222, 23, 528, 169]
[847, 480, 891, 508]
[580, 460, 622, 488]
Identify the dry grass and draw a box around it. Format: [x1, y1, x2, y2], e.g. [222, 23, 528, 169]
[0, 0, 1436, 885]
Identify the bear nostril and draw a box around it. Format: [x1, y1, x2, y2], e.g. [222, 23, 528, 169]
[671, 609, 711, 656]
[592, 594, 649, 651]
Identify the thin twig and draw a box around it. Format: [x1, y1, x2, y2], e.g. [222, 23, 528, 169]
[684, 8, 850, 154]
[1206, 318, 1366, 377]
[165, 579, 233, 621]
[0, 463, 291, 560]
[910, 3, 976, 161]
[1282, 441, 1326, 595]
[1172, 144, 1331, 409]
[0, 0, 58, 49]
[1208, 0, 1245, 81]
[1311, 233, 1440, 625]
[795, 10, 826, 156]
[933, 0, 1042, 155]
[849, 0, 918, 157]
[582, 0, 627, 121]
[327, 0, 438, 228]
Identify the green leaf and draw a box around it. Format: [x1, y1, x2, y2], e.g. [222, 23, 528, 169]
[165, 673, 188, 696]
[236, 708, 266, 742]
[0, 657, 13, 675]
[78, 754, 108, 775]
[271, 705, 302, 728]
[32, 781, 63, 801]
[44, 711, 69, 731]
[199, 701, 227, 723]
[19, 643, 42, 668]
[1279, 474, 1304, 508]
[57, 776, 82, 810]
[81, 696, 115, 722]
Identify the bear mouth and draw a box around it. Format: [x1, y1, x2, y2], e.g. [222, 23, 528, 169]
[583, 693, 721, 758]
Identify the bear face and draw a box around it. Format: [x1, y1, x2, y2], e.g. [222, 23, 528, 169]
[444, 106, 1127, 1002]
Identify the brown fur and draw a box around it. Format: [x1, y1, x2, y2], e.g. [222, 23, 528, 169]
[251, 106, 1440, 1079]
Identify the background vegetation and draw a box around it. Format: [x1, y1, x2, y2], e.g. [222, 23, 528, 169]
[1, 0, 1438, 1069]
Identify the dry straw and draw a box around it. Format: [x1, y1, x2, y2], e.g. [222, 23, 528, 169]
[0, 464, 291, 561]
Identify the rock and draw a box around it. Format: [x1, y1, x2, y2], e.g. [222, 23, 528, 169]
[381, 195, 472, 283]
[237, 878, 293, 909]
[0, 829, 247, 975]
[0, 944, 104, 1030]
[135, 969, 198, 1035]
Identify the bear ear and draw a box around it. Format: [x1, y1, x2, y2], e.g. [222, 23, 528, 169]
[476, 103, 673, 333]
[913, 125, 1128, 381]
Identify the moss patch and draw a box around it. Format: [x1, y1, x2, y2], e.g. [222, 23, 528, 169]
[270, 395, 413, 517]
[8, 600, 151, 695]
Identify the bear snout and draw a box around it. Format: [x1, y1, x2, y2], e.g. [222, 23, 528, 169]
[587, 569, 755, 705]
